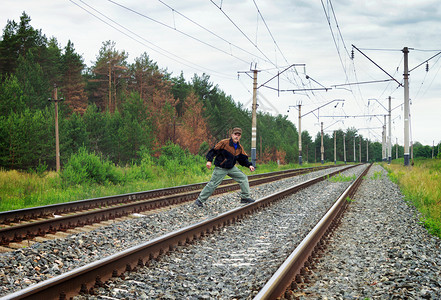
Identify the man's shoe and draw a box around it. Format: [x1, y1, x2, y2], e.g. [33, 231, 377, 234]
[194, 199, 204, 207]
[240, 198, 255, 204]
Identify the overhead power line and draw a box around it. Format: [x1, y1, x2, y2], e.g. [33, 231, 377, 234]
[157, 0, 271, 65]
[351, 44, 402, 87]
[107, 0, 251, 65]
[70, 0, 233, 78]
[252, 0, 287, 66]
[210, 0, 275, 66]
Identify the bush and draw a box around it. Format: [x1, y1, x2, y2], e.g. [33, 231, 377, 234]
[61, 147, 124, 185]
[126, 146, 157, 181]
[158, 142, 207, 176]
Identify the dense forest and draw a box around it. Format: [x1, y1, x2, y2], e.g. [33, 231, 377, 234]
[0, 13, 438, 171]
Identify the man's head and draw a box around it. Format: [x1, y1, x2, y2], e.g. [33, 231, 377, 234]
[231, 127, 242, 143]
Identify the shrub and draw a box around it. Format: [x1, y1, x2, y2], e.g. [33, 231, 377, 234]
[61, 147, 123, 185]
[126, 146, 157, 181]
[158, 142, 207, 176]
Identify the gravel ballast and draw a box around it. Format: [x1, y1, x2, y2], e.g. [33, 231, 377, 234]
[298, 164, 441, 299]
[77, 166, 365, 300]
[2, 164, 439, 300]
[0, 165, 351, 297]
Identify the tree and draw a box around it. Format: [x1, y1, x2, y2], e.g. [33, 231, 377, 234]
[89, 41, 128, 112]
[176, 91, 210, 154]
[15, 52, 51, 111]
[60, 112, 89, 164]
[1, 108, 53, 169]
[0, 74, 25, 116]
[128, 52, 162, 103]
[118, 92, 154, 164]
[39, 37, 63, 86]
[171, 72, 192, 116]
[61, 40, 87, 114]
[0, 12, 47, 77]
[148, 87, 178, 148]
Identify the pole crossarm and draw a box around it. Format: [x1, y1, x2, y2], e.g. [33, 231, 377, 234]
[352, 44, 402, 87]
[368, 98, 388, 112]
[262, 86, 329, 93]
[301, 99, 345, 118]
[409, 51, 441, 72]
[333, 79, 395, 88]
[257, 64, 305, 89]
[320, 114, 387, 118]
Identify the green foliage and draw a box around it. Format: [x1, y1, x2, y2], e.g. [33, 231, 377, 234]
[329, 173, 356, 182]
[370, 171, 383, 180]
[158, 142, 208, 177]
[125, 146, 157, 181]
[422, 217, 441, 237]
[0, 74, 26, 116]
[384, 159, 441, 238]
[28, 160, 48, 177]
[61, 147, 123, 185]
[198, 141, 210, 156]
[0, 107, 53, 169]
[346, 196, 355, 203]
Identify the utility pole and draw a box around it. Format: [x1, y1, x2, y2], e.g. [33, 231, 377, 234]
[251, 69, 258, 167]
[396, 138, 398, 159]
[403, 47, 410, 166]
[306, 144, 309, 163]
[334, 131, 336, 164]
[359, 137, 361, 163]
[388, 96, 392, 164]
[289, 99, 343, 165]
[320, 122, 324, 164]
[298, 104, 302, 165]
[48, 84, 63, 172]
[433, 141, 434, 159]
[353, 137, 356, 162]
[343, 133, 346, 164]
[366, 140, 369, 162]
[382, 115, 387, 161]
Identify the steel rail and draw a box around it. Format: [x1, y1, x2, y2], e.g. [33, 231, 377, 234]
[1, 165, 358, 300]
[254, 163, 372, 300]
[0, 165, 336, 246]
[0, 166, 333, 225]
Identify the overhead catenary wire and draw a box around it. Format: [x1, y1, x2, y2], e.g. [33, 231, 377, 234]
[157, 0, 273, 65]
[106, 0, 251, 65]
[251, 0, 308, 90]
[210, 0, 275, 67]
[320, 0, 367, 122]
[70, 0, 234, 78]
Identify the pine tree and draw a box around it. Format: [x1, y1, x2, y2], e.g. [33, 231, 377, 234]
[89, 41, 128, 112]
[61, 40, 87, 114]
[0, 12, 47, 77]
[176, 91, 210, 154]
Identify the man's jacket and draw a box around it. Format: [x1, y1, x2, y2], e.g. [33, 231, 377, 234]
[206, 138, 252, 169]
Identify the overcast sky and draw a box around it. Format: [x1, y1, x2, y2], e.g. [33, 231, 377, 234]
[2, 0, 440, 147]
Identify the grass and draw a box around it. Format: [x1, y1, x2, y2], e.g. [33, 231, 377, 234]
[0, 161, 328, 212]
[370, 171, 383, 180]
[382, 158, 441, 238]
[328, 173, 356, 182]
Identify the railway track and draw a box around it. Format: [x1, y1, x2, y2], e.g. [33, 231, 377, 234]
[0, 165, 336, 250]
[0, 164, 368, 299]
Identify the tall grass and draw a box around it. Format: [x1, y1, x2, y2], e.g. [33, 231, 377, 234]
[383, 158, 441, 238]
